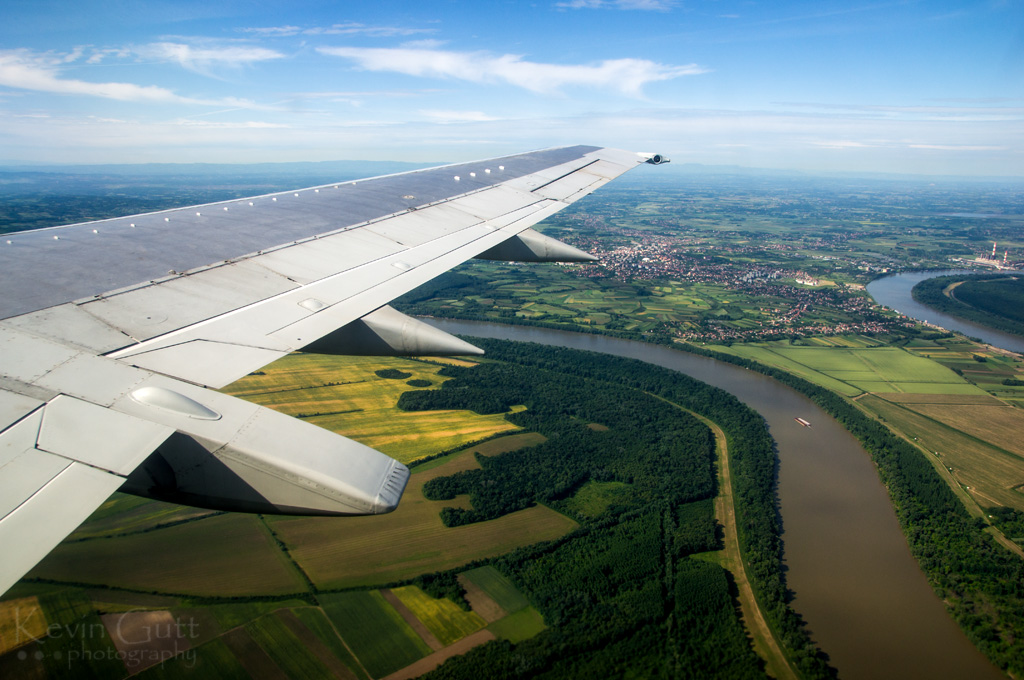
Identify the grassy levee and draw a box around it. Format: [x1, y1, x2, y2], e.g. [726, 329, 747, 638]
[692, 411, 799, 680]
[268, 446, 577, 589]
[320, 591, 432, 678]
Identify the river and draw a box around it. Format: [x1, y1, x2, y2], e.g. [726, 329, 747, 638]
[425, 318, 1004, 680]
[867, 269, 1024, 354]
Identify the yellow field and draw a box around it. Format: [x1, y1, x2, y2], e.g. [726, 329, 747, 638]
[902, 403, 1024, 458]
[222, 353, 519, 463]
[859, 395, 1024, 511]
[0, 597, 46, 654]
[268, 447, 579, 589]
[391, 586, 486, 646]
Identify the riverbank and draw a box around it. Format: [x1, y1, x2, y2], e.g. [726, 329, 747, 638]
[867, 270, 1024, 354]
[428, 319, 1008, 679]
[911, 273, 1024, 339]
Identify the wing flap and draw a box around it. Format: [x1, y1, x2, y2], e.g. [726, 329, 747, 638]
[0, 449, 73, 518]
[0, 397, 172, 595]
[0, 391, 44, 432]
[0, 462, 125, 595]
[36, 395, 174, 475]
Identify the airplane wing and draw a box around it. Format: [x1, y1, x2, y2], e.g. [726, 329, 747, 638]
[0, 145, 667, 594]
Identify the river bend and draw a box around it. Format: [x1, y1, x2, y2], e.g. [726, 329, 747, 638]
[425, 319, 1003, 680]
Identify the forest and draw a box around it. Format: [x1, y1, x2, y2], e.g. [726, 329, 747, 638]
[397, 340, 833, 679]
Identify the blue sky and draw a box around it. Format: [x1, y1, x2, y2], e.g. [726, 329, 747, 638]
[1, 0, 1021, 175]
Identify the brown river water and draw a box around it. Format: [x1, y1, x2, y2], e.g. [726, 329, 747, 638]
[426, 319, 1004, 680]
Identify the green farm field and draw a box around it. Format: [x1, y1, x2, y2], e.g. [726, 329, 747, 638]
[858, 395, 1024, 511]
[903, 403, 1024, 458]
[135, 637, 247, 679]
[268, 444, 578, 589]
[27, 435, 576, 597]
[66, 495, 215, 541]
[29, 514, 306, 596]
[292, 607, 371, 680]
[486, 606, 547, 643]
[459, 566, 530, 614]
[558, 480, 633, 518]
[320, 590, 431, 678]
[712, 344, 986, 396]
[244, 610, 337, 679]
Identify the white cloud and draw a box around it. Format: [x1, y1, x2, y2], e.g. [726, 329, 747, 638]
[239, 26, 303, 37]
[240, 23, 434, 38]
[318, 46, 705, 95]
[556, 0, 677, 10]
[170, 118, 290, 129]
[86, 47, 131, 65]
[0, 49, 251, 106]
[812, 140, 874, 149]
[2, 103, 1019, 175]
[292, 90, 423, 98]
[304, 23, 435, 37]
[400, 39, 447, 50]
[132, 42, 284, 75]
[419, 110, 500, 122]
[908, 144, 1007, 151]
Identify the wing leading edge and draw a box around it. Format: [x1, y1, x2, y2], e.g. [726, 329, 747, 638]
[0, 146, 667, 594]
